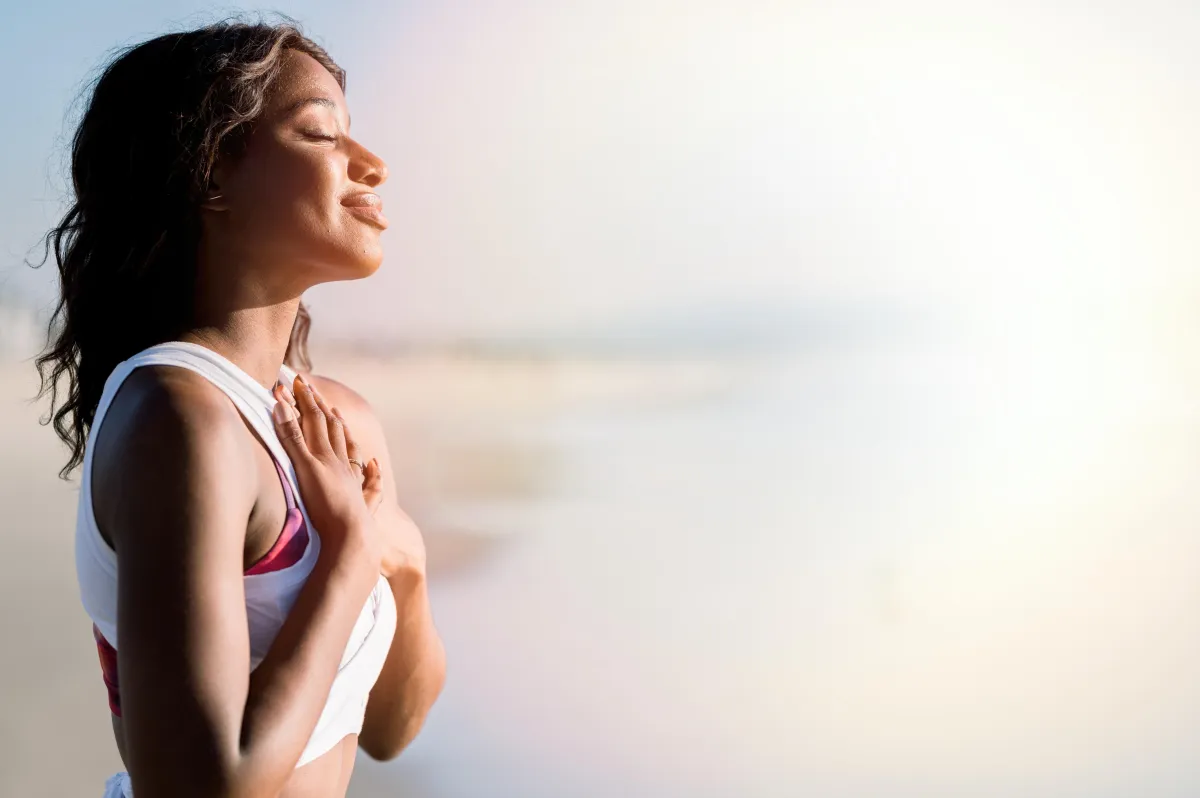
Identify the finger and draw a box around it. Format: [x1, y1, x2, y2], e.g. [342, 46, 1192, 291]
[271, 397, 311, 463]
[332, 407, 361, 473]
[292, 374, 331, 455]
[361, 457, 384, 515]
[272, 384, 309, 455]
[312, 393, 347, 464]
[273, 382, 296, 409]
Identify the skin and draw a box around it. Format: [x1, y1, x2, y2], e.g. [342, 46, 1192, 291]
[89, 48, 445, 797]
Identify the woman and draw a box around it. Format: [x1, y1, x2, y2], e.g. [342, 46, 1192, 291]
[32, 17, 446, 797]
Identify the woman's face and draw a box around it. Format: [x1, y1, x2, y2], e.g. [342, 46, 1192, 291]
[204, 49, 389, 290]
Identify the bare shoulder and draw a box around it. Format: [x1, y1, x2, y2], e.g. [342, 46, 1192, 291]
[91, 365, 259, 549]
[303, 372, 376, 420]
[300, 371, 391, 460]
[96, 364, 258, 469]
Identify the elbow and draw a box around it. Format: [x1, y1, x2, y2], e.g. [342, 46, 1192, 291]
[361, 648, 447, 762]
[126, 769, 251, 798]
[123, 746, 251, 798]
[359, 716, 426, 762]
[360, 693, 439, 762]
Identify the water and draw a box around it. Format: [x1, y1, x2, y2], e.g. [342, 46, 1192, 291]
[356, 329, 1200, 797]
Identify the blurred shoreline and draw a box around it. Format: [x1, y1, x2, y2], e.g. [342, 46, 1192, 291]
[0, 341, 745, 795]
[306, 342, 746, 568]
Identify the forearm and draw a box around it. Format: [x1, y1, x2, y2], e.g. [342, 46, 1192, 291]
[359, 567, 446, 761]
[230, 541, 377, 796]
[301, 374, 447, 760]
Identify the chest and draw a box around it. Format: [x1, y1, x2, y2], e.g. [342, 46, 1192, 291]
[244, 441, 303, 572]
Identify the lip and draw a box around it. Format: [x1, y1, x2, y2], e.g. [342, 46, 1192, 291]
[343, 204, 389, 229]
[342, 191, 383, 208]
[341, 192, 388, 229]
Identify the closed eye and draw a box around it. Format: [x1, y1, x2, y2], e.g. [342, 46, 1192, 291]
[303, 130, 338, 142]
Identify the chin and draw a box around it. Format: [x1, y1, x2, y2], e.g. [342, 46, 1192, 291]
[302, 234, 385, 283]
[357, 259, 383, 279]
[339, 247, 385, 281]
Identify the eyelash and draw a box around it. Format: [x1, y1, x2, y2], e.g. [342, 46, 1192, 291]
[303, 130, 338, 142]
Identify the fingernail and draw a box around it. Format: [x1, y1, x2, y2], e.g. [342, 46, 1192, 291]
[282, 386, 296, 406]
[273, 400, 295, 422]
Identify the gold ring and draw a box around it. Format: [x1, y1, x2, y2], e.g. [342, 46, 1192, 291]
[348, 458, 364, 470]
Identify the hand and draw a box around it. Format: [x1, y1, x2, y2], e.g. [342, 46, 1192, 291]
[328, 404, 426, 579]
[271, 375, 382, 577]
[326, 405, 384, 518]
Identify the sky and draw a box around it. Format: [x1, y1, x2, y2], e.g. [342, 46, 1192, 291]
[5, 5, 1200, 793]
[2, 0, 1199, 347]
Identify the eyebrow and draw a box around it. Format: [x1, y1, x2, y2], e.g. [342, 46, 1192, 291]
[285, 97, 350, 131]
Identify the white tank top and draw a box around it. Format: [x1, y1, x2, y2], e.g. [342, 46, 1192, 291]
[74, 340, 397, 769]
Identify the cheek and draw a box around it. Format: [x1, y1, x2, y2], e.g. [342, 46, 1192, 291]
[226, 143, 381, 276]
[234, 149, 340, 241]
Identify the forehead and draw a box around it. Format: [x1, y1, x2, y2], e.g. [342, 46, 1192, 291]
[263, 49, 348, 125]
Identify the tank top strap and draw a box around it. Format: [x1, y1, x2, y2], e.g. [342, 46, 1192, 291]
[87, 340, 320, 564]
[272, 456, 298, 510]
[98, 342, 298, 493]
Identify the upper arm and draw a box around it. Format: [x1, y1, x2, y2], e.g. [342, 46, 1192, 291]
[94, 369, 259, 794]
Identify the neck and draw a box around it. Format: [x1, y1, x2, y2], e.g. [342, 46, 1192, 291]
[187, 233, 309, 390]
[177, 299, 302, 392]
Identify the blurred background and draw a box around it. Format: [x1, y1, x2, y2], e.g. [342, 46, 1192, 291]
[4, 1, 1200, 796]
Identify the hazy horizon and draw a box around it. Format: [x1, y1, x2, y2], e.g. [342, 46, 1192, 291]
[5, 1, 1198, 355]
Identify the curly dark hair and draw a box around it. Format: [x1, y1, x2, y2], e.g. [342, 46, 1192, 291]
[29, 15, 344, 480]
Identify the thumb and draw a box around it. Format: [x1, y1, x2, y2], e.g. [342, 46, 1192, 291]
[361, 457, 384, 516]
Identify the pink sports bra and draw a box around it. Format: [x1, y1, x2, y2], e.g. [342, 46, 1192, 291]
[76, 340, 396, 771]
[93, 456, 310, 716]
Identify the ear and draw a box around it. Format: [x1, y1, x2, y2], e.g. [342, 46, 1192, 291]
[199, 190, 227, 212]
[199, 162, 232, 212]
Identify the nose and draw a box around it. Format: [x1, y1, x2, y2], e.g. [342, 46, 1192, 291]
[350, 141, 388, 187]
